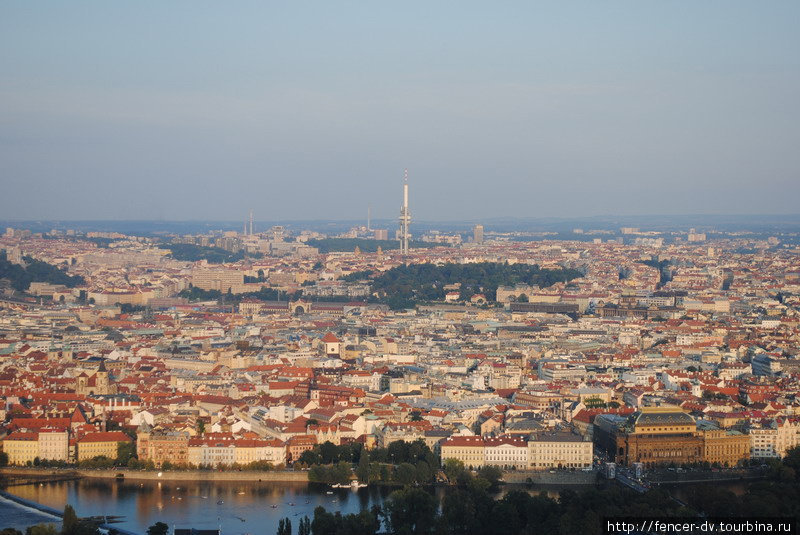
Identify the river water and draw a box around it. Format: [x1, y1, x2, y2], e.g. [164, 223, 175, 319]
[0, 478, 580, 534]
[2, 479, 392, 534]
[0, 478, 757, 534]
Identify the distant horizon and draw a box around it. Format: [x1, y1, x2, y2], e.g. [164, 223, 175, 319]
[3, 212, 800, 224]
[5, 213, 800, 240]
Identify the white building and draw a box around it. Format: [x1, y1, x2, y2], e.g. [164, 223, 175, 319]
[484, 436, 528, 469]
[528, 430, 593, 469]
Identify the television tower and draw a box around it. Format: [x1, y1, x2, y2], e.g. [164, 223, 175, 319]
[398, 169, 411, 255]
[249, 209, 254, 236]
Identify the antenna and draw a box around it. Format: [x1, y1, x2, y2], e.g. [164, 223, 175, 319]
[249, 209, 254, 236]
[398, 169, 411, 255]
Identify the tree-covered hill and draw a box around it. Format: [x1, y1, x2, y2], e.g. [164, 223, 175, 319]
[158, 243, 250, 263]
[355, 262, 583, 309]
[306, 238, 444, 253]
[0, 250, 85, 291]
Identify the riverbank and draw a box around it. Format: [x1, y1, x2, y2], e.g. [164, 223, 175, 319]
[1, 466, 308, 483]
[502, 469, 598, 485]
[649, 467, 767, 485]
[2, 466, 602, 486]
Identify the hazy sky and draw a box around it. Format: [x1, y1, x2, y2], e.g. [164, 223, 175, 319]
[1, 2, 799, 221]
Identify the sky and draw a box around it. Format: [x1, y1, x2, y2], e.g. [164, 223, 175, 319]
[1, 1, 799, 222]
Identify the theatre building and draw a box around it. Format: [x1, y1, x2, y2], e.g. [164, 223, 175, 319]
[614, 406, 703, 466]
[607, 406, 750, 467]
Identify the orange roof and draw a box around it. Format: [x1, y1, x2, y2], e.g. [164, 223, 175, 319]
[77, 431, 132, 443]
[322, 332, 340, 343]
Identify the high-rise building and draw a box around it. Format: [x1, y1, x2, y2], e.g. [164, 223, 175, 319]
[473, 224, 484, 244]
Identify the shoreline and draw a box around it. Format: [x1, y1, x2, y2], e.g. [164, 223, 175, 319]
[1, 466, 309, 483]
[3, 466, 597, 486]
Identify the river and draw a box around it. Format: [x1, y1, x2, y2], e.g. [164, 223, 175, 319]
[1, 476, 761, 535]
[2, 479, 391, 534]
[0, 478, 581, 534]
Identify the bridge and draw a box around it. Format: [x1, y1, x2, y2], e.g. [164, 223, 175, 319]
[614, 472, 650, 494]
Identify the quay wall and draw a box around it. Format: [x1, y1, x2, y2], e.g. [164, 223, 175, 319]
[502, 470, 597, 485]
[1, 467, 309, 483]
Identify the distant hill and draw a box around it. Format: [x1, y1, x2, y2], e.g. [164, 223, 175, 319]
[305, 238, 444, 253]
[352, 262, 583, 309]
[0, 250, 85, 291]
[158, 243, 253, 263]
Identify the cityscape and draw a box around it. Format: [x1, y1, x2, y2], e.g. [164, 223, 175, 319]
[2, 2, 800, 535]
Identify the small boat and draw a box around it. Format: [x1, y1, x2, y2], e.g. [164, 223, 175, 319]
[271, 504, 278, 509]
[238, 491, 245, 495]
[288, 502, 296, 506]
[217, 500, 224, 504]
[326, 491, 333, 495]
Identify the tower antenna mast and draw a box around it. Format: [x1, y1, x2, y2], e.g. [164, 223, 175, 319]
[398, 169, 411, 255]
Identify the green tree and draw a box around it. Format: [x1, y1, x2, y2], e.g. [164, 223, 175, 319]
[383, 488, 438, 535]
[477, 465, 503, 490]
[61, 505, 79, 534]
[276, 517, 291, 535]
[26, 525, 57, 535]
[297, 516, 311, 535]
[394, 463, 417, 486]
[319, 441, 338, 464]
[146, 523, 168, 535]
[298, 449, 321, 466]
[443, 458, 465, 482]
[116, 441, 136, 466]
[356, 450, 370, 483]
[60, 505, 100, 535]
[0, 451, 8, 466]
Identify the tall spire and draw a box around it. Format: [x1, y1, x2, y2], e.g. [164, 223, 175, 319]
[398, 169, 411, 255]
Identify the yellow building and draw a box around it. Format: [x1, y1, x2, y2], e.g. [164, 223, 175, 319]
[528, 430, 593, 470]
[76, 431, 131, 462]
[701, 428, 750, 467]
[440, 436, 485, 469]
[3, 432, 40, 465]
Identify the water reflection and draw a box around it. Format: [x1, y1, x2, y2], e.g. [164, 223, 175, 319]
[7, 478, 597, 534]
[8, 479, 395, 535]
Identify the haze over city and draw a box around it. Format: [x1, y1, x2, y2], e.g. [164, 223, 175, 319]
[2, 1, 799, 221]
